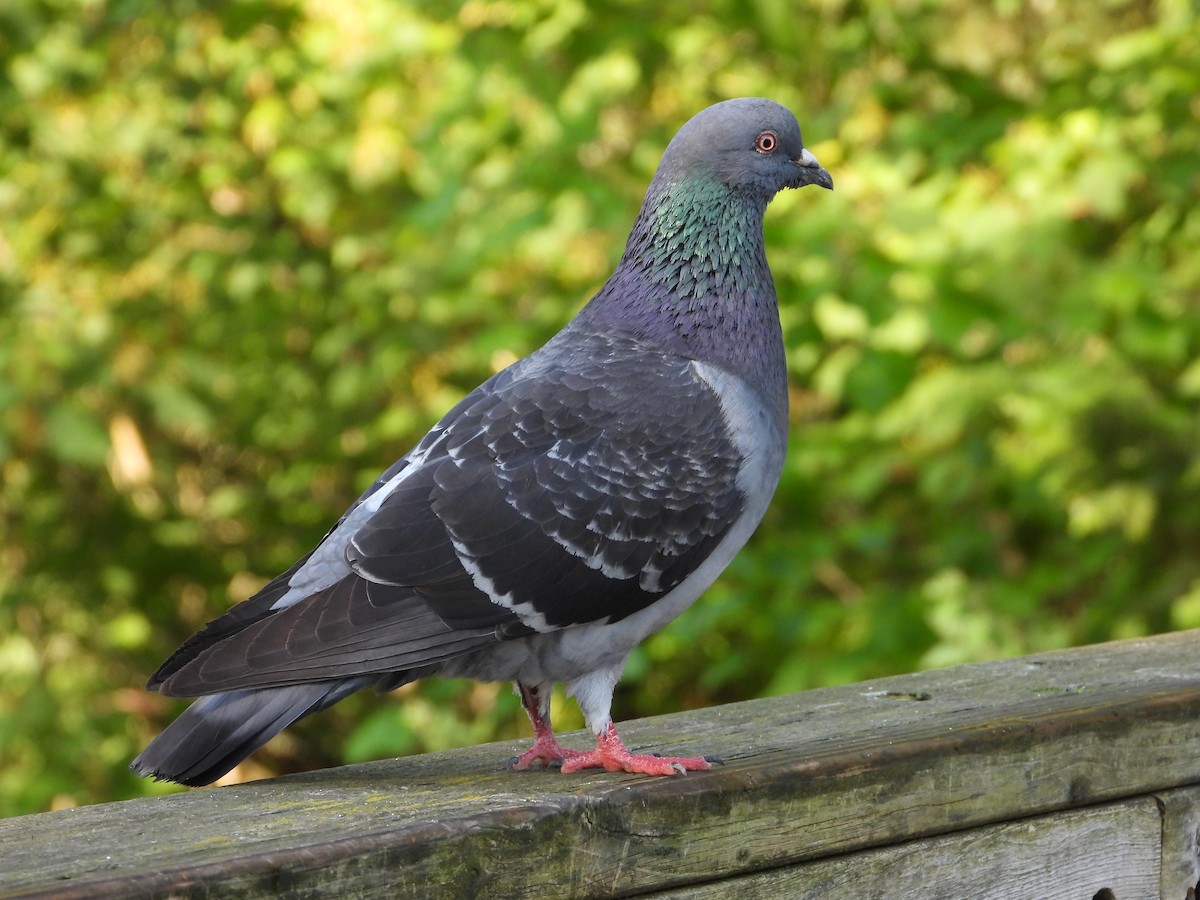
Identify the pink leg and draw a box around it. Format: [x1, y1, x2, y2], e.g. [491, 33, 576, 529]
[509, 683, 589, 770]
[559, 720, 720, 776]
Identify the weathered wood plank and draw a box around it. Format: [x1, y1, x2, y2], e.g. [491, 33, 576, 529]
[646, 797, 1161, 900]
[1159, 784, 1200, 899]
[2, 631, 1200, 898]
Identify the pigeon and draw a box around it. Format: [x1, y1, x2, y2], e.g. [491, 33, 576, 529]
[132, 97, 832, 786]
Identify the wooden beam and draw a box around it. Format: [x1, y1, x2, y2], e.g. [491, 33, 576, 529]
[647, 797, 1162, 898]
[1160, 784, 1200, 899]
[3, 631, 1200, 898]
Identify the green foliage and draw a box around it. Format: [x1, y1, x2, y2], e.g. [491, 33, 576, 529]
[2, 0, 1197, 816]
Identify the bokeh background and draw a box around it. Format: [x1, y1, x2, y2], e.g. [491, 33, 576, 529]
[2, 0, 1198, 817]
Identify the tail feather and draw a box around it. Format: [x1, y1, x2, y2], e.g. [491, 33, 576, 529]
[131, 678, 372, 786]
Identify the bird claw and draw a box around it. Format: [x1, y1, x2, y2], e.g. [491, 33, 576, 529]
[559, 740, 715, 776]
[641, 751, 722, 771]
[511, 752, 567, 771]
[510, 733, 589, 771]
[513, 717, 716, 777]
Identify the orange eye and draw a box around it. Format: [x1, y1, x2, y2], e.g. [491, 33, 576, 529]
[755, 131, 778, 154]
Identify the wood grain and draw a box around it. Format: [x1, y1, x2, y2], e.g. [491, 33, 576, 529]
[1160, 784, 1200, 899]
[647, 797, 1161, 900]
[3, 630, 1199, 898]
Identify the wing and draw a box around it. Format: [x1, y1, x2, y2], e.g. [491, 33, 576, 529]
[347, 329, 747, 632]
[153, 575, 499, 695]
[146, 453, 420, 693]
[150, 330, 751, 697]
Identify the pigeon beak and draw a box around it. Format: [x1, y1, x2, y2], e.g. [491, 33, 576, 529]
[793, 148, 833, 190]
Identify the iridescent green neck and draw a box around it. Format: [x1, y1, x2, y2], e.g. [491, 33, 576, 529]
[579, 172, 786, 425]
[621, 175, 772, 301]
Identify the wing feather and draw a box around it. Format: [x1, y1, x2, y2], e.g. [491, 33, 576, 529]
[153, 330, 749, 698]
[350, 330, 746, 631]
[156, 576, 498, 695]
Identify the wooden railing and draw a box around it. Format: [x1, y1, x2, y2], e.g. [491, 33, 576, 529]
[4, 630, 1200, 898]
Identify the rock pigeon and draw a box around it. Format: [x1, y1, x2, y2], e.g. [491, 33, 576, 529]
[132, 97, 832, 785]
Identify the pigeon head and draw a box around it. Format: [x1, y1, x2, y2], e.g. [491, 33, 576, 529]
[579, 98, 832, 425]
[656, 98, 833, 200]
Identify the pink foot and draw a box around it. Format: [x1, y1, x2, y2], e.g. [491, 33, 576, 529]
[509, 731, 589, 770]
[509, 682, 590, 770]
[559, 721, 721, 776]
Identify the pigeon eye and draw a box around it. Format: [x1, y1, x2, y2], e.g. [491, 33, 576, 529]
[755, 131, 778, 154]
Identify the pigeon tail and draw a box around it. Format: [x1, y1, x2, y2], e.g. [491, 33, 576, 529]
[131, 678, 372, 786]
